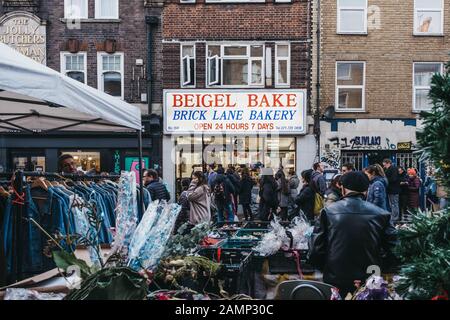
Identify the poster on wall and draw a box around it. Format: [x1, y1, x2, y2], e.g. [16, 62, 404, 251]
[125, 157, 149, 183]
[163, 90, 307, 135]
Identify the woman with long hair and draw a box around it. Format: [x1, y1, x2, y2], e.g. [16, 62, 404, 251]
[325, 174, 342, 207]
[365, 165, 388, 210]
[187, 171, 211, 225]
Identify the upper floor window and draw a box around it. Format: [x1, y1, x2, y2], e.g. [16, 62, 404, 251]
[95, 0, 119, 19]
[337, 0, 367, 34]
[61, 52, 87, 84]
[181, 44, 196, 87]
[413, 62, 443, 111]
[336, 61, 365, 112]
[414, 0, 443, 35]
[204, 0, 265, 3]
[64, 0, 88, 19]
[275, 44, 290, 87]
[97, 52, 124, 99]
[207, 44, 264, 88]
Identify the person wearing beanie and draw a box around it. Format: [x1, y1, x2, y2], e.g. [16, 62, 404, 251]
[406, 168, 421, 217]
[309, 171, 398, 296]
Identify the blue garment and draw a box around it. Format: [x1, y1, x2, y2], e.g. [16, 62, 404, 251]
[367, 176, 388, 210]
[217, 203, 234, 223]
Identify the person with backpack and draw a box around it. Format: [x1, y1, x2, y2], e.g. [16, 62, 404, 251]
[258, 168, 278, 221]
[275, 169, 290, 221]
[187, 171, 211, 225]
[239, 167, 256, 221]
[310, 162, 326, 218]
[295, 169, 315, 222]
[212, 168, 235, 223]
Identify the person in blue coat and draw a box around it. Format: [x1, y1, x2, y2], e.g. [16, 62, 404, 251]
[365, 165, 388, 211]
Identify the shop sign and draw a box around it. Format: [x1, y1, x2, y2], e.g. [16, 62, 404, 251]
[397, 142, 412, 151]
[0, 11, 47, 64]
[163, 90, 307, 135]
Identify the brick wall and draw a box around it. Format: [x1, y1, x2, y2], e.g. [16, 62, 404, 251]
[161, 1, 312, 111]
[318, 0, 450, 119]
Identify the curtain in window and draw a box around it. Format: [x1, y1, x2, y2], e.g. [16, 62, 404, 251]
[99, 0, 118, 18]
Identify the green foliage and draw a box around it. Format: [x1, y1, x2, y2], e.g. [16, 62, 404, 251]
[162, 222, 211, 258]
[52, 250, 98, 279]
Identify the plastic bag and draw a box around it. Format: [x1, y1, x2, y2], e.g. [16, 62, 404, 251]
[4, 288, 66, 300]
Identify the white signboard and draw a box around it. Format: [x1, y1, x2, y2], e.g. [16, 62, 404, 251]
[0, 11, 46, 64]
[163, 89, 307, 135]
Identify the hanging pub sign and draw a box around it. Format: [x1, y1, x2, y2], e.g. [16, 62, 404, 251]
[163, 89, 307, 135]
[397, 141, 412, 151]
[0, 11, 47, 64]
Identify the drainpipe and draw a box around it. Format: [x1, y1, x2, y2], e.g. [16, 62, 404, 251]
[146, 16, 159, 115]
[314, 0, 322, 161]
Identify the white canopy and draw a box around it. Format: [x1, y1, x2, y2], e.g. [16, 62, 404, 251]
[0, 42, 141, 132]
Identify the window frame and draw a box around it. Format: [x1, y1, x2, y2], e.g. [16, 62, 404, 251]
[205, 0, 265, 3]
[95, 0, 119, 20]
[335, 61, 366, 112]
[206, 43, 265, 88]
[60, 51, 88, 84]
[413, 0, 444, 36]
[97, 52, 125, 100]
[337, 0, 368, 35]
[180, 43, 196, 88]
[413, 62, 443, 112]
[64, 0, 89, 19]
[275, 43, 291, 88]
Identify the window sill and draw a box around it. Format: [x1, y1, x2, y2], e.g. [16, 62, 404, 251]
[413, 33, 444, 37]
[336, 32, 368, 36]
[412, 110, 430, 114]
[60, 18, 122, 24]
[335, 109, 368, 113]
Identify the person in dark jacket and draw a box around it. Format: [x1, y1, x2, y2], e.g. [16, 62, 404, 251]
[295, 169, 315, 222]
[311, 162, 327, 197]
[275, 169, 290, 221]
[239, 167, 256, 221]
[407, 168, 421, 214]
[365, 165, 388, 211]
[383, 159, 400, 222]
[144, 169, 170, 202]
[226, 167, 241, 214]
[398, 167, 409, 221]
[258, 168, 278, 221]
[174, 178, 191, 233]
[309, 171, 398, 296]
[212, 170, 235, 223]
[324, 174, 342, 207]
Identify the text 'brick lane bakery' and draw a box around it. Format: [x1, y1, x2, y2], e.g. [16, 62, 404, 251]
[162, 90, 317, 196]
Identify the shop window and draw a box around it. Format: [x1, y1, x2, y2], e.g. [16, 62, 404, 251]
[413, 62, 443, 111]
[98, 52, 124, 99]
[61, 151, 101, 173]
[341, 151, 364, 171]
[207, 44, 264, 87]
[60, 52, 87, 84]
[275, 44, 290, 87]
[95, 0, 119, 19]
[337, 0, 368, 34]
[396, 153, 419, 171]
[64, 0, 88, 19]
[180, 44, 195, 87]
[13, 156, 46, 172]
[336, 61, 365, 111]
[414, 0, 443, 35]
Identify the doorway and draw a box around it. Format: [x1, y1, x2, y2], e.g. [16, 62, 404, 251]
[366, 151, 393, 166]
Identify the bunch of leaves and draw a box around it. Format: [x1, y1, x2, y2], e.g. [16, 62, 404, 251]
[154, 256, 223, 293]
[162, 222, 212, 258]
[394, 210, 450, 299]
[417, 61, 450, 190]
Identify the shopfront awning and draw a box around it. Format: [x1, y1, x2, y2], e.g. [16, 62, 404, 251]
[0, 42, 141, 132]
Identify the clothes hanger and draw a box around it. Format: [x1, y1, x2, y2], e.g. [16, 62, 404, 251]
[30, 177, 49, 191]
[0, 185, 9, 197]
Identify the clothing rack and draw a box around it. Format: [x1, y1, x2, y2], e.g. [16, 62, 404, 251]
[7, 170, 121, 283]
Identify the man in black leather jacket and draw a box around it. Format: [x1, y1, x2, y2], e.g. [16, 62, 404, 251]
[309, 171, 398, 296]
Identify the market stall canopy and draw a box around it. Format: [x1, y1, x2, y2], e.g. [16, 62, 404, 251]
[0, 42, 141, 132]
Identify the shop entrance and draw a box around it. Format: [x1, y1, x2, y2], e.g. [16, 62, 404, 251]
[366, 151, 394, 166]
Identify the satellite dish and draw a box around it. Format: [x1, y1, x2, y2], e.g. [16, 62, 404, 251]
[324, 105, 335, 119]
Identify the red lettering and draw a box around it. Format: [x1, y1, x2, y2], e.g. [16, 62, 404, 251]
[201, 94, 213, 108]
[172, 94, 184, 107]
[185, 94, 195, 108]
[247, 94, 259, 107]
[287, 94, 297, 107]
[259, 95, 270, 107]
[225, 94, 237, 107]
[272, 94, 283, 107]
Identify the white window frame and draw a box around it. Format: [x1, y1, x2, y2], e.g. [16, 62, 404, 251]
[414, 0, 444, 36]
[275, 43, 291, 88]
[64, 0, 88, 19]
[180, 0, 196, 3]
[180, 44, 196, 88]
[413, 62, 443, 112]
[337, 0, 368, 34]
[97, 52, 125, 100]
[205, 0, 265, 3]
[206, 43, 265, 88]
[335, 61, 366, 112]
[60, 52, 88, 84]
[95, 0, 119, 19]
